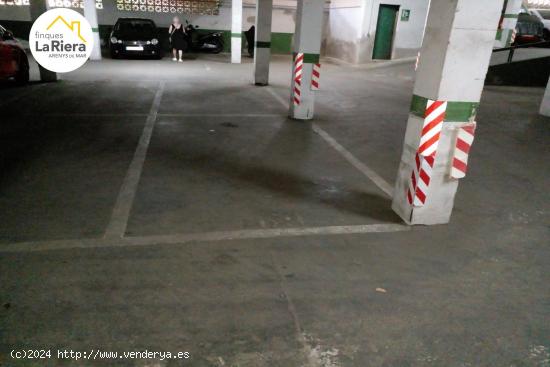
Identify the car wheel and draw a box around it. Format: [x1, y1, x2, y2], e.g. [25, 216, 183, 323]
[15, 52, 29, 85]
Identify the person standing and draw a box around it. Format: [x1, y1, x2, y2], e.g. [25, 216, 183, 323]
[169, 17, 186, 62]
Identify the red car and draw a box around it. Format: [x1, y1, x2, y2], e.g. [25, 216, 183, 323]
[0, 24, 29, 84]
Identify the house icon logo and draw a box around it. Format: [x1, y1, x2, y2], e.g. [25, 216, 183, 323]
[47, 15, 88, 44]
[29, 8, 93, 73]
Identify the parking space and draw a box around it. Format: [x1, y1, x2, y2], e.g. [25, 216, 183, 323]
[0, 114, 146, 243]
[127, 114, 397, 237]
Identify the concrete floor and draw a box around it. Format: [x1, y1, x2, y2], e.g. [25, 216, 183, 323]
[0, 54, 549, 367]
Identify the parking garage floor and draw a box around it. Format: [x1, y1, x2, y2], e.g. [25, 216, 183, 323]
[0, 55, 549, 366]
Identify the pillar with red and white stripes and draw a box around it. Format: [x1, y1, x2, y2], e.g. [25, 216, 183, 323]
[450, 123, 476, 179]
[541, 77, 550, 117]
[289, 0, 324, 120]
[392, 0, 504, 225]
[311, 63, 321, 91]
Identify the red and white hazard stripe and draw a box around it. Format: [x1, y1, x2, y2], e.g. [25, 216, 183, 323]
[406, 99, 447, 207]
[450, 123, 476, 179]
[311, 63, 321, 90]
[418, 99, 447, 157]
[292, 53, 304, 106]
[407, 153, 436, 206]
[510, 28, 517, 45]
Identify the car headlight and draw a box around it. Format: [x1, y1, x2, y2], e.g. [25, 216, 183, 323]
[110, 36, 117, 44]
[151, 38, 159, 45]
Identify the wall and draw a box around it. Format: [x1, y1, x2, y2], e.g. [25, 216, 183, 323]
[325, 0, 430, 63]
[0, 0, 297, 53]
[0, 0, 430, 62]
[324, 0, 363, 63]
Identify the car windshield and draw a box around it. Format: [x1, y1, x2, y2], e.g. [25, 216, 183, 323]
[116, 20, 155, 38]
[538, 10, 550, 20]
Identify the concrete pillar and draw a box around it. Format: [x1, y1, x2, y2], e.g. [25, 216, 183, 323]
[253, 0, 273, 85]
[392, 0, 504, 225]
[231, 0, 242, 64]
[496, 0, 522, 47]
[541, 77, 550, 117]
[29, 0, 57, 82]
[288, 0, 324, 120]
[83, 0, 101, 60]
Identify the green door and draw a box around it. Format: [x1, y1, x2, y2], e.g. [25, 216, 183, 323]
[372, 5, 399, 60]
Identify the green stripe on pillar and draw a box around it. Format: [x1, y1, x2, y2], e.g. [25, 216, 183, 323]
[92, 27, 99, 32]
[495, 29, 503, 41]
[231, 33, 242, 38]
[255, 41, 271, 48]
[506, 30, 514, 47]
[293, 52, 320, 63]
[503, 14, 519, 18]
[410, 95, 479, 122]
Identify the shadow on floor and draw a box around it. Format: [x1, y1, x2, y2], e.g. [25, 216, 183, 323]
[152, 119, 401, 224]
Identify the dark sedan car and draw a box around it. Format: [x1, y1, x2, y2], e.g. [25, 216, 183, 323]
[109, 18, 161, 59]
[514, 13, 545, 45]
[0, 24, 29, 84]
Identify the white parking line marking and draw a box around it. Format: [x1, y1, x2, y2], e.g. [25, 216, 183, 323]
[158, 113, 283, 117]
[18, 113, 283, 118]
[104, 81, 165, 238]
[20, 113, 149, 117]
[265, 87, 394, 198]
[312, 124, 394, 197]
[265, 86, 289, 108]
[0, 224, 409, 253]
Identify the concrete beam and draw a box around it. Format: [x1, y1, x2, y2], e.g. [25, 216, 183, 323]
[29, 0, 57, 82]
[231, 0, 243, 64]
[83, 0, 101, 60]
[288, 0, 324, 120]
[392, 0, 505, 225]
[253, 0, 273, 85]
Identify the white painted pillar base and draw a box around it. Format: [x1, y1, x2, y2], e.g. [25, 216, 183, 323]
[83, 0, 101, 60]
[288, 0, 324, 120]
[392, 120, 462, 225]
[253, 0, 273, 85]
[29, 0, 57, 82]
[392, 0, 504, 225]
[541, 77, 550, 117]
[231, 0, 242, 64]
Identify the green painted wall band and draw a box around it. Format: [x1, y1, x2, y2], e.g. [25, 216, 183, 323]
[294, 52, 320, 63]
[92, 27, 99, 32]
[255, 41, 271, 48]
[503, 14, 519, 18]
[231, 32, 242, 38]
[271, 33, 292, 54]
[495, 28, 503, 41]
[410, 95, 479, 122]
